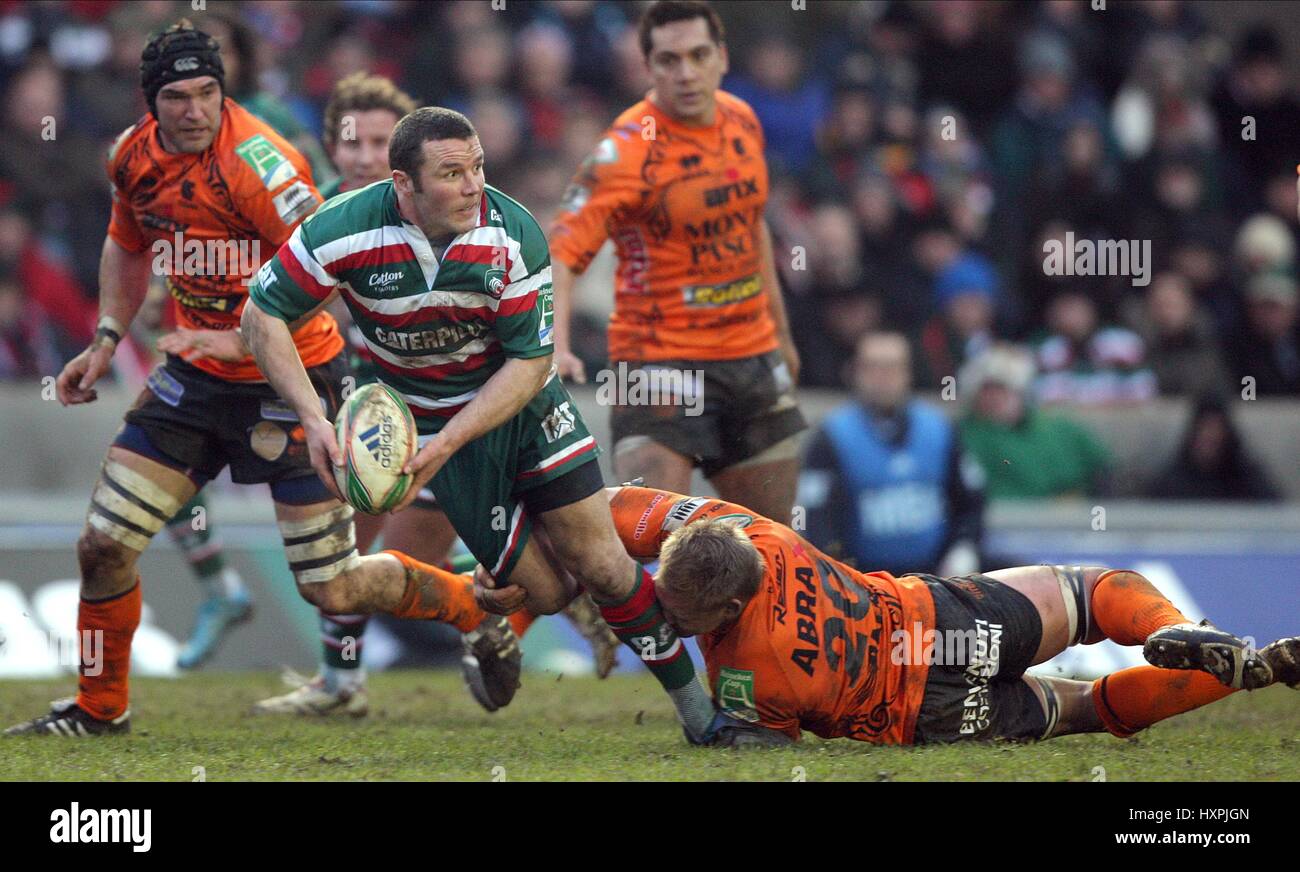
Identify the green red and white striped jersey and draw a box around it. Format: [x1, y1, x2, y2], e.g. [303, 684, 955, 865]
[250, 180, 555, 431]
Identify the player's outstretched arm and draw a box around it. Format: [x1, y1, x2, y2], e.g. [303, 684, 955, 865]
[56, 237, 152, 405]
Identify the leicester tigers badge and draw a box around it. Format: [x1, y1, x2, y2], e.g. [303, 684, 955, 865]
[485, 268, 506, 298]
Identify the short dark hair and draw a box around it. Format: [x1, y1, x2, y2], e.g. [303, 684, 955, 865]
[388, 107, 478, 185]
[638, 0, 725, 58]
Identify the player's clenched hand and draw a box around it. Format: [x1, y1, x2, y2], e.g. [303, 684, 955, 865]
[302, 416, 346, 502]
[56, 343, 115, 405]
[390, 435, 452, 513]
[554, 349, 587, 384]
[157, 328, 248, 362]
[472, 564, 527, 615]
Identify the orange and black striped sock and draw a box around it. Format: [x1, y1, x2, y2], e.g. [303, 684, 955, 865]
[1091, 569, 1189, 646]
[385, 550, 484, 633]
[75, 579, 142, 722]
[1092, 666, 1238, 737]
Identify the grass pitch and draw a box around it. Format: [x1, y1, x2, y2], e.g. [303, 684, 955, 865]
[2, 671, 1297, 781]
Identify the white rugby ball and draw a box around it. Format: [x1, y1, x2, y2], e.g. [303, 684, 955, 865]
[334, 383, 416, 514]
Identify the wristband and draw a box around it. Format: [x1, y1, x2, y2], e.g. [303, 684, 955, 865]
[95, 316, 125, 349]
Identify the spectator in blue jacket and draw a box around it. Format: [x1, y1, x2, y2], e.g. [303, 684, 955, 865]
[797, 332, 985, 577]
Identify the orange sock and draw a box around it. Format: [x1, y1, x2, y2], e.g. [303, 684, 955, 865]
[385, 550, 484, 633]
[1092, 666, 1237, 737]
[76, 580, 142, 721]
[1091, 569, 1189, 645]
[509, 610, 538, 637]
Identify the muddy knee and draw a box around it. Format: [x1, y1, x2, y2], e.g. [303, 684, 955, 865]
[76, 526, 137, 593]
[296, 577, 356, 615]
[280, 504, 362, 612]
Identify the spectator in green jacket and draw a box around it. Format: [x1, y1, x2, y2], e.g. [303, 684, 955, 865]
[958, 344, 1111, 499]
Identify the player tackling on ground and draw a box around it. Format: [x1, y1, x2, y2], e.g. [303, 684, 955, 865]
[5, 22, 519, 738]
[239, 106, 719, 739]
[468, 486, 1300, 745]
[550, 0, 806, 526]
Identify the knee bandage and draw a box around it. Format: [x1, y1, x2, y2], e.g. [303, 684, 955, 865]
[725, 433, 801, 470]
[1028, 674, 1063, 739]
[1051, 564, 1093, 647]
[87, 460, 185, 551]
[278, 504, 361, 584]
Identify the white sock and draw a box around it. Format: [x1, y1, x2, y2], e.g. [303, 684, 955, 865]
[668, 677, 716, 742]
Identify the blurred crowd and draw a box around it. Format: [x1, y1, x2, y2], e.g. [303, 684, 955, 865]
[0, 0, 1296, 502]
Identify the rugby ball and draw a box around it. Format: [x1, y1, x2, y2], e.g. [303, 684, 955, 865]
[334, 383, 417, 514]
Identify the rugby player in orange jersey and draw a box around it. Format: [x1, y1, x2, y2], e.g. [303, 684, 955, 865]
[6, 22, 522, 737]
[472, 486, 1300, 746]
[549, 1, 806, 526]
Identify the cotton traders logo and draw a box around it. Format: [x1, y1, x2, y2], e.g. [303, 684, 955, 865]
[485, 268, 506, 298]
[368, 270, 405, 293]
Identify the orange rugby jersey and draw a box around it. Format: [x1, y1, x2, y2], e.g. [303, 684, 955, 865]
[107, 97, 341, 381]
[550, 91, 778, 362]
[608, 487, 936, 744]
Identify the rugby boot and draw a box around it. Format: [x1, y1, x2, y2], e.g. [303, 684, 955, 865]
[4, 697, 130, 737]
[562, 591, 621, 678]
[251, 669, 369, 717]
[1257, 636, 1300, 688]
[460, 614, 522, 712]
[1143, 619, 1272, 690]
[177, 588, 254, 669]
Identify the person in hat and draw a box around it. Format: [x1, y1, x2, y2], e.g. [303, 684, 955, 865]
[6, 21, 521, 736]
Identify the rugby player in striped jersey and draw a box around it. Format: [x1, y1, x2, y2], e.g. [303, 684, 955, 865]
[253, 75, 619, 717]
[241, 107, 720, 741]
[6, 24, 517, 738]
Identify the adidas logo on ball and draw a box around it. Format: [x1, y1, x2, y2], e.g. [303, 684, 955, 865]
[334, 385, 416, 514]
[358, 419, 397, 468]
